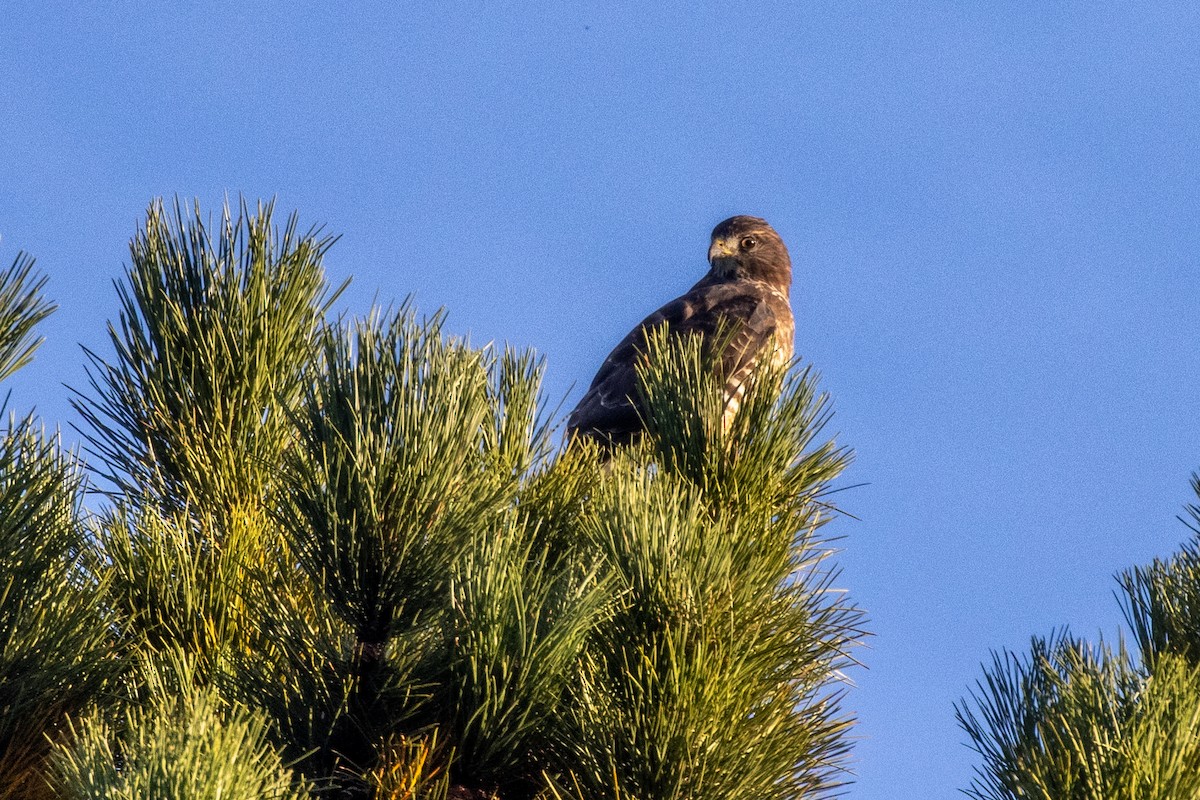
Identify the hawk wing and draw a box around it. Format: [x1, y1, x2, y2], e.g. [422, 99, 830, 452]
[567, 278, 793, 445]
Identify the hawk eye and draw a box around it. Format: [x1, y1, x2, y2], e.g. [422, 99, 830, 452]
[740, 236, 757, 250]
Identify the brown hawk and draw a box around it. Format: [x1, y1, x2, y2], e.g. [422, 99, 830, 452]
[567, 215, 794, 447]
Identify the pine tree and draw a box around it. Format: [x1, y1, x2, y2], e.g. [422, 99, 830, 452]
[0, 255, 117, 800]
[958, 478, 1200, 800]
[0, 199, 864, 799]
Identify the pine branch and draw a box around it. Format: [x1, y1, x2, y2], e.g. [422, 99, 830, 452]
[0, 252, 55, 385]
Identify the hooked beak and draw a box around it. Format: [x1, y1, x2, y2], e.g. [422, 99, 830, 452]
[708, 238, 735, 264]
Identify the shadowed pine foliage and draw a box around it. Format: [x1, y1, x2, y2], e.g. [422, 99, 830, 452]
[278, 309, 543, 652]
[0, 415, 116, 800]
[0, 258, 116, 800]
[267, 306, 545, 782]
[266, 307, 614, 795]
[960, 477, 1200, 800]
[0, 253, 55, 384]
[442, 509, 612, 792]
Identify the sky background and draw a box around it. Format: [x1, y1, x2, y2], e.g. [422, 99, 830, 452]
[4, 2, 1200, 797]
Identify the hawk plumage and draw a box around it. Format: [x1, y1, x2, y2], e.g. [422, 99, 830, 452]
[567, 215, 794, 447]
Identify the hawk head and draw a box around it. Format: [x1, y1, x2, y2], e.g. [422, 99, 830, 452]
[707, 216, 791, 292]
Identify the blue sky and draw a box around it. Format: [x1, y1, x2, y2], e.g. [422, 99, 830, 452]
[4, 3, 1200, 797]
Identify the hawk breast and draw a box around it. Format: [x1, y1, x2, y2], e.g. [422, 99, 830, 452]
[567, 275, 793, 445]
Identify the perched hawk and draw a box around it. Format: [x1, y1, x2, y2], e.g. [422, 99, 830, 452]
[567, 215, 794, 447]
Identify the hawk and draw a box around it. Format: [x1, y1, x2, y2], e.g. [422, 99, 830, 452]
[567, 215, 794, 447]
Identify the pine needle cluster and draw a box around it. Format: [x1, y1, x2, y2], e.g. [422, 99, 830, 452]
[958, 478, 1200, 799]
[0, 199, 864, 800]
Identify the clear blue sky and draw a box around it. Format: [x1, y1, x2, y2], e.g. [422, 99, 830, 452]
[4, 3, 1200, 797]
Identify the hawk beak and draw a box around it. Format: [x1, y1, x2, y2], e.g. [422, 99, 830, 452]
[708, 238, 734, 264]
